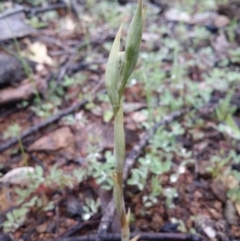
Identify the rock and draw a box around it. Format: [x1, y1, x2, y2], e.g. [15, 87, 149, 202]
[210, 180, 227, 203]
[159, 222, 179, 232]
[36, 223, 48, 233]
[196, 160, 212, 178]
[0, 53, 36, 87]
[165, 8, 191, 23]
[0, 167, 35, 186]
[66, 196, 83, 218]
[0, 6, 36, 41]
[192, 12, 217, 25]
[211, 33, 230, 59]
[214, 15, 230, 28]
[209, 208, 221, 219]
[28, 127, 75, 152]
[224, 199, 236, 225]
[195, 215, 216, 239]
[0, 78, 47, 106]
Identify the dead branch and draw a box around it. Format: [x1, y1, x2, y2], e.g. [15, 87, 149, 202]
[0, 3, 67, 20]
[50, 232, 204, 241]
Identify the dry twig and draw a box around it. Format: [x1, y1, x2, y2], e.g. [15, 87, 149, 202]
[50, 232, 204, 241]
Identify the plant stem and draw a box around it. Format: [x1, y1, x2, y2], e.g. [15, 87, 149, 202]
[114, 100, 125, 173]
[113, 99, 130, 241]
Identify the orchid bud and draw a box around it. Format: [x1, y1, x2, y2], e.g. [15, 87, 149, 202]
[105, 24, 123, 114]
[119, 0, 146, 97]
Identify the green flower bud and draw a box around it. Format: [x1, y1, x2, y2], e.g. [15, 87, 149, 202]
[105, 24, 123, 113]
[119, 0, 146, 97]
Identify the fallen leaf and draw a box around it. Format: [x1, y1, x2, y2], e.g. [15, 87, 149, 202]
[24, 42, 54, 66]
[0, 187, 10, 211]
[0, 78, 47, 105]
[165, 9, 191, 23]
[191, 12, 217, 25]
[0, 53, 36, 87]
[36, 223, 48, 233]
[224, 199, 236, 224]
[124, 102, 147, 114]
[210, 179, 227, 203]
[132, 111, 148, 123]
[214, 15, 230, 28]
[211, 33, 230, 59]
[221, 174, 238, 190]
[28, 127, 75, 152]
[203, 225, 216, 239]
[0, 167, 35, 185]
[0, 8, 36, 41]
[235, 203, 240, 217]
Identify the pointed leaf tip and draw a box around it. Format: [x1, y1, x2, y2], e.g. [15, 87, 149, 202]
[119, 0, 145, 97]
[105, 24, 123, 109]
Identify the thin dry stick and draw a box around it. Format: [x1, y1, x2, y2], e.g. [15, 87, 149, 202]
[50, 231, 204, 241]
[97, 109, 186, 237]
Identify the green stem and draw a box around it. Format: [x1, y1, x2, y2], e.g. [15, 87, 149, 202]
[114, 100, 125, 173]
[113, 99, 130, 241]
[18, 137, 34, 185]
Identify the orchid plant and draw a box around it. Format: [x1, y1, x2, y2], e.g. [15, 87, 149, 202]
[105, 1, 146, 241]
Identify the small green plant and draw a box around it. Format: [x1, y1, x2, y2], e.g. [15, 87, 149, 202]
[104, 1, 145, 240]
[229, 48, 240, 64]
[73, 148, 116, 191]
[17, 0, 46, 6]
[192, 26, 210, 46]
[3, 123, 21, 140]
[3, 207, 29, 233]
[25, 17, 48, 29]
[31, 102, 58, 118]
[225, 151, 240, 203]
[82, 198, 100, 221]
[163, 187, 178, 208]
[226, 18, 238, 43]
[1, 165, 75, 232]
[206, 151, 231, 178]
[228, 170, 240, 203]
[3, 123, 28, 166]
[218, 114, 240, 140]
[216, 89, 235, 122]
[127, 163, 148, 191]
[151, 175, 162, 197]
[142, 176, 162, 208]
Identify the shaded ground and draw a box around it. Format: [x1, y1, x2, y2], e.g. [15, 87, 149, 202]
[0, 0, 240, 241]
